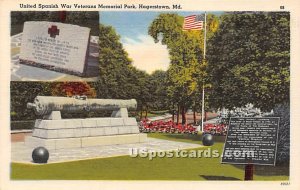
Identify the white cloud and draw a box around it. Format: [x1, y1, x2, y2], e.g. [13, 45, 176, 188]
[122, 35, 170, 74]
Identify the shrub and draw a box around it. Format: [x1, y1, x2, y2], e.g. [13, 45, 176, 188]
[11, 120, 35, 130]
[273, 102, 290, 165]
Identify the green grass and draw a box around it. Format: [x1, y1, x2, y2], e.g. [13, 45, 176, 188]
[11, 133, 289, 180]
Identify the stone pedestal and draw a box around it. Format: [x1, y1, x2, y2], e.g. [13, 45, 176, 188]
[25, 97, 146, 150]
[25, 115, 147, 150]
[25, 133, 147, 150]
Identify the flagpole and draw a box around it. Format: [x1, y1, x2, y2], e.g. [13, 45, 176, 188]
[203, 12, 207, 59]
[200, 12, 207, 132]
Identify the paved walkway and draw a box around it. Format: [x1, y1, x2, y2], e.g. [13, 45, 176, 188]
[11, 137, 202, 164]
[148, 113, 218, 124]
[148, 114, 172, 121]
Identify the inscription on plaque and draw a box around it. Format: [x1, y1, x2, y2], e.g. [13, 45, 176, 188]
[221, 117, 280, 165]
[19, 21, 91, 76]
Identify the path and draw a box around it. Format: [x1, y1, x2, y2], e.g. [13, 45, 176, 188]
[12, 137, 202, 164]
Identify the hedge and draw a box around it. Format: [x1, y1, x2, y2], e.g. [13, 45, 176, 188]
[11, 120, 35, 130]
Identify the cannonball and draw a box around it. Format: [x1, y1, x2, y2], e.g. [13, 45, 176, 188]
[32, 147, 49, 163]
[202, 134, 214, 146]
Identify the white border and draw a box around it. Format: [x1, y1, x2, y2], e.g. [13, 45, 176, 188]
[1, 0, 300, 190]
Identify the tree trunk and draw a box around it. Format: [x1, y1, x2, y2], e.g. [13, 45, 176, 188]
[177, 105, 180, 124]
[193, 107, 196, 125]
[172, 103, 175, 122]
[172, 110, 175, 122]
[140, 105, 143, 120]
[145, 105, 148, 119]
[205, 112, 208, 121]
[181, 106, 186, 125]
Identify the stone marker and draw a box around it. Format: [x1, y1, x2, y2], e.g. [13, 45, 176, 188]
[25, 96, 147, 150]
[19, 21, 91, 76]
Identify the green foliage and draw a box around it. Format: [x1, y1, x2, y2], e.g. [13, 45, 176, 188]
[97, 24, 132, 99]
[273, 103, 290, 165]
[11, 120, 35, 130]
[149, 13, 219, 115]
[207, 12, 290, 111]
[149, 14, 201, 110]
[147, 70, 169, 110]
[96, 24, 152, 117]
[10, 82, 100, 122]
[65, 12, 99, 36]
[10, 82, 52, 121]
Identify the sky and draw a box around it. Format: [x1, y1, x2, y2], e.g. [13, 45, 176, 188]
[100, 11, 222, 74]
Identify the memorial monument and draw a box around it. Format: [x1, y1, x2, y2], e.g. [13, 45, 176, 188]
[25, 96, 147, 150]
[19, 21, 91, 77]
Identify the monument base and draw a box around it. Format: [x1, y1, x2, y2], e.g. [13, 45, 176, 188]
[25, 133, 147, 150]
[30, 117, 140, 139]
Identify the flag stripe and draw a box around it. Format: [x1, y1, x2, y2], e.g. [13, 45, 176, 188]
[184, 23, 203, 27]
[183, 25, 203, 29]
[183, 25, 203, 28]
[183, 14, 204, 31]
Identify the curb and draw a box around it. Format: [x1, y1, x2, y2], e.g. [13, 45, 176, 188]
[11, 130, 33, 134]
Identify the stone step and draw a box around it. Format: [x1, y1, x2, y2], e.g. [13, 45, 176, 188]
[25, 133, 147, 150]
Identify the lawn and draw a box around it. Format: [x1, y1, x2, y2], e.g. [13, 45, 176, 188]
[11, 133, 289, 180]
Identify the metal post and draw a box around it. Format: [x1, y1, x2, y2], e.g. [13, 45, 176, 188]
[201, 84, 205, 131]
[203, 12, 207, 59]
[244, 164, 254, 180]
[200, 12, 207, 132]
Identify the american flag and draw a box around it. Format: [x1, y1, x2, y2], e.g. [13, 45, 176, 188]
[183, 14, 204, 31]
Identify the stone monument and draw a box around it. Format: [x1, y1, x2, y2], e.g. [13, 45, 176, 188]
[19, 21, 91, 77]
[25, 96, 147, 150]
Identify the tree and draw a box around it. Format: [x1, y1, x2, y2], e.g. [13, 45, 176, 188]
[206, 12, 290, 164]
[148, 13, 219, 124]
[147, 70, 169, 111]
[273, 103, 290, 164]
[207, 12, 290, 111]
[97, 24, 133, 98]
[10, 82, 52, 121]
[148, 14, 201, 124]
[133, 68, 151, 119]
[96, 24, 153, 119]
[65, 12, 99, 36]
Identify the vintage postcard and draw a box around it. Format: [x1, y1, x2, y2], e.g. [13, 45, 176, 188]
[0, 0, 300, 190]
